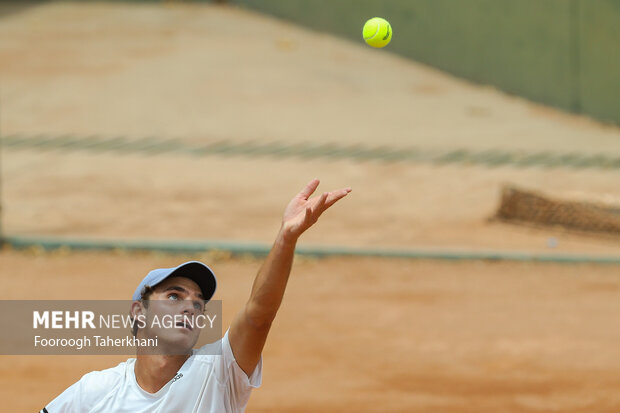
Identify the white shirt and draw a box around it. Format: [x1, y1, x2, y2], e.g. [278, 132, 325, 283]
[41, 330, 262, 413]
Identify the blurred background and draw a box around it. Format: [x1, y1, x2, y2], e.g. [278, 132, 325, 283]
[1, 1, 620, 411]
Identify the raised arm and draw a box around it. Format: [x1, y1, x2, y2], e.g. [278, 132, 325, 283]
[228, 179, 351, 376]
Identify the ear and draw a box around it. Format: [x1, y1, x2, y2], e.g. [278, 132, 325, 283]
[131, 301, 146, 318]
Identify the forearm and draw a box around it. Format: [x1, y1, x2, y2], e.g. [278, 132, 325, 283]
[244, 227, 297, 327]
[228, 180, 350, 375]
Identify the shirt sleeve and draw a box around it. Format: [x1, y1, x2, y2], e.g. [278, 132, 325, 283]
[222, 331, 263, 391]
[194, 328, 263, 410]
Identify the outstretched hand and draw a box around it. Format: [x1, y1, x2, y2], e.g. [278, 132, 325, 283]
[281, 179, 352, 240]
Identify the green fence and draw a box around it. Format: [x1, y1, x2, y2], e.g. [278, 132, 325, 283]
[579, 1, 620, 123]
[229, 0, 620, 125]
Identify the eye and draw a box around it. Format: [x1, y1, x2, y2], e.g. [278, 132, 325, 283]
[167, 293, 180, 301]
[193, 301, 205, 311]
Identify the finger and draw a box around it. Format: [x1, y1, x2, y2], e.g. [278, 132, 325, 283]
[324, 187, 352, 209]
[301, 192, 327, 226]
[297, 178, 320, 200]
[303, 206, 313, 225]
[311, 192, 329, 218]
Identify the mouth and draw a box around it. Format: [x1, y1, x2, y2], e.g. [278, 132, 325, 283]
[176, 321, 193, 331]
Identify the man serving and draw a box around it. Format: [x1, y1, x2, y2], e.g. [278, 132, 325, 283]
[41, 179, 351, 413]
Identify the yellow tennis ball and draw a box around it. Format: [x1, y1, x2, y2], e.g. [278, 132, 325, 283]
[363, 17, 392, 48]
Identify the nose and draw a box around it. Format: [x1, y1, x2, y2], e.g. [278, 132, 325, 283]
[180, 299, 196, 316]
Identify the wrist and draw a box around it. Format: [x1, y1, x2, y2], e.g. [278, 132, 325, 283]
[278, 224, 299, 247]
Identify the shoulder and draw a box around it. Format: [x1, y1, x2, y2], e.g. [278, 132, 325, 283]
[195, 336, 224, 358]
[195, 329, 262, 389]
[82, 360, 128, 385]
[44, 360, 131, 412]
[77, 360, 130, 403]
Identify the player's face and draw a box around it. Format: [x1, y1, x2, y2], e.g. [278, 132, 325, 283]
[141, 276, 205, 354]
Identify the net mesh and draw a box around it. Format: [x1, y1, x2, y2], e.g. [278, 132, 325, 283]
[495, 186, 620, 235]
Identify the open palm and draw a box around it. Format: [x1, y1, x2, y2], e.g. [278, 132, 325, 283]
[281, 179, 352, 239]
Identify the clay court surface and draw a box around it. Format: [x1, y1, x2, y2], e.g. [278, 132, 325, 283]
[3, 251, 620, 412]
[1, 2, 620, 412]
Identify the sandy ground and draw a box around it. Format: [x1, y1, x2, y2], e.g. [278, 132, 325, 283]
[1, 2, 620, 412]
[1, 2, 619, 153]
[5, 149, 620, 255]
[2, 249, 620, 412]
[1, 1, 620, 255]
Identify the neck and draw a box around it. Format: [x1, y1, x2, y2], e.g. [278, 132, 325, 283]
[135, 353, 190, 393]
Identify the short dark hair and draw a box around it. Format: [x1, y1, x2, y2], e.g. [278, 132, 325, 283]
[131, 285, 155, 337]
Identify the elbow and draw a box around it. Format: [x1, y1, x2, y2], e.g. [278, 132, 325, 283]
[244, 302, 277, 330]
